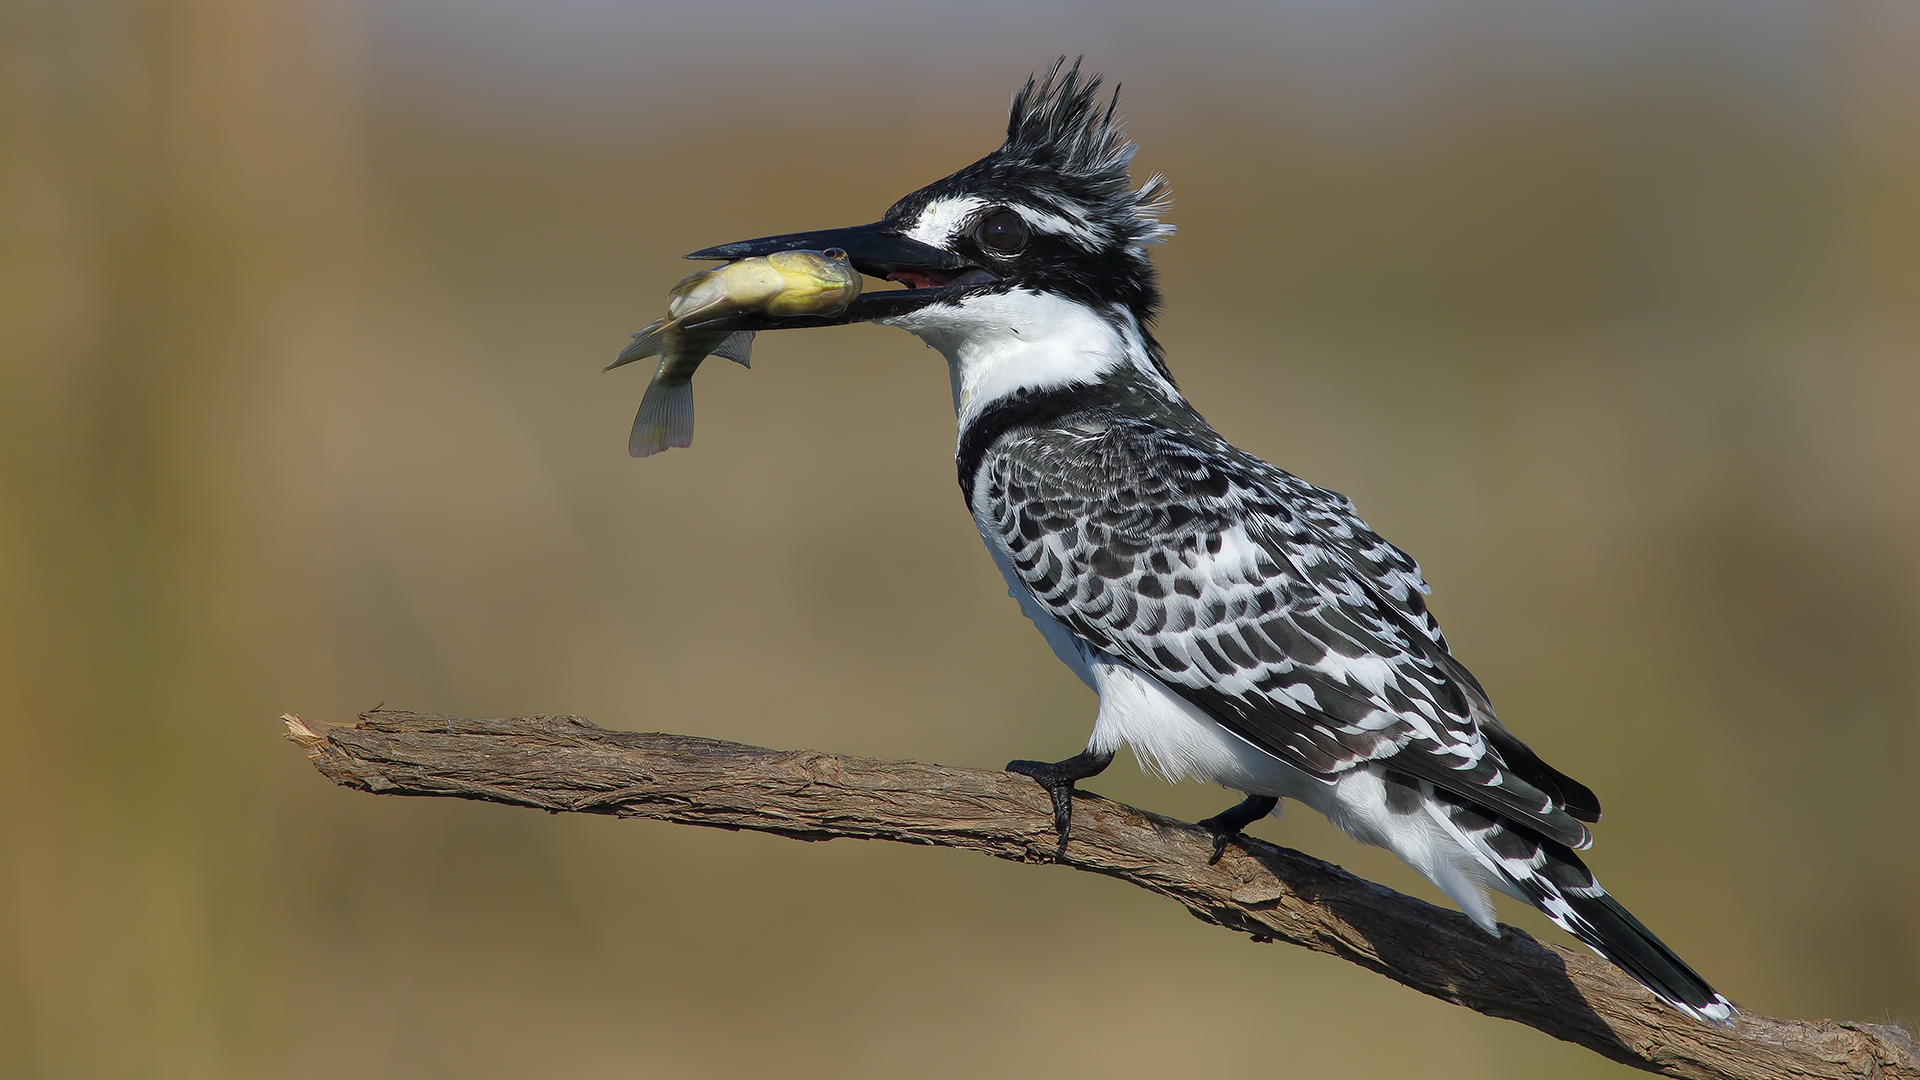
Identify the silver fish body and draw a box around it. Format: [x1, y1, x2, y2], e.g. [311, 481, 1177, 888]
[611, 249, 861, 457]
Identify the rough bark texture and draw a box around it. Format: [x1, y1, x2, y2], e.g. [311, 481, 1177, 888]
[286, 708, 1917, 1080]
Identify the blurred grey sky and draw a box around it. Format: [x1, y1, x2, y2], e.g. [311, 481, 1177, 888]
[354, 0, 1835, 130]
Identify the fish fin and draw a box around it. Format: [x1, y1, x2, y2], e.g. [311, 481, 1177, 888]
[712, 331, 756, 368]
[628, 378, 694, 458]
[608, 318, 670, 372]
[663, 290, 734, 327]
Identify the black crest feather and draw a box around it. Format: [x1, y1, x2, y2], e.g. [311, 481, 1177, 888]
[998, 57, 1174, 247]
[876, 57, 1177, 380]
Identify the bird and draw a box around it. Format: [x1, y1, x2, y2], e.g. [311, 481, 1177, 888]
[677, 57, 1733, 1024]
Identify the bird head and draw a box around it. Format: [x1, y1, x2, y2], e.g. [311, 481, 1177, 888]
[685, 58, 1175, 381]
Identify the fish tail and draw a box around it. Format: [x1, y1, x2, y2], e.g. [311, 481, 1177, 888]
[629, 377, 694, 457]
[608, 318, 671, 372]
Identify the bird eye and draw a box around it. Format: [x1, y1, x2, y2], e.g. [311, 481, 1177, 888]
[975, 209, 1029, 254]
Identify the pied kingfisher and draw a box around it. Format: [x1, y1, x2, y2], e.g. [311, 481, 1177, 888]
[678, 58, 1731, 1023]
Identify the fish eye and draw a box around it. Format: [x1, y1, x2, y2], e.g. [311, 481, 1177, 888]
[822, 247, 847, 261]
[975, 209, 1029, 255]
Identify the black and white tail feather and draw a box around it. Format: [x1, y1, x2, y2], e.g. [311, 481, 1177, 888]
[1421, 783, 1730, 1022]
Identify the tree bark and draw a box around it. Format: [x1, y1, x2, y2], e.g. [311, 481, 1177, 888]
[285, 708, 1916, 1080]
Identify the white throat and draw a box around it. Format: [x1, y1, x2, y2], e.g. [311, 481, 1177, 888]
[883, 290, 1164, 429]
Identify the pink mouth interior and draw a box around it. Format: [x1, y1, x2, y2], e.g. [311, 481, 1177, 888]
[887, 268, 957, 290]
[886, 267, 996, 290]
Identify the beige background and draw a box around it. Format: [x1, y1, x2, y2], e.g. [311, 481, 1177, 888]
[3, 1, 1916, 1076]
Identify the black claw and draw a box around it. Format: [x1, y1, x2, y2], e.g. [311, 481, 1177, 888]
[1006, 749, 1114, 851]
[1196, 794, 1279, 864]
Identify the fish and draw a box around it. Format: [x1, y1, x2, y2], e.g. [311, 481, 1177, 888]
[609, 248, 862, 457]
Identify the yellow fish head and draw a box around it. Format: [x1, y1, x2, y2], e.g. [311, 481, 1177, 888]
[763, 249, 863, 318]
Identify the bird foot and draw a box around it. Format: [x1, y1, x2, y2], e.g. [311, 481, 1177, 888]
[1196, 794, 1279, 864]
[1006, 749, 1115, 853]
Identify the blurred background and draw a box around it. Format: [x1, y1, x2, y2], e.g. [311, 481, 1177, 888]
[2, 0, 1916, 1076]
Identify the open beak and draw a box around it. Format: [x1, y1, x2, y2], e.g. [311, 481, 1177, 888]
[680, 220, 995, 332]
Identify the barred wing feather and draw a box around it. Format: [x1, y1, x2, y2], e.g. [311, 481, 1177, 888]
[977, 419, 1593, 849]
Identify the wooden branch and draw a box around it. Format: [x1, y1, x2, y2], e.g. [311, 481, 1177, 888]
[285, 708, 1916, 1080]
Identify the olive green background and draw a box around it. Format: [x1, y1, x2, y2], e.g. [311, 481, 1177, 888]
[2, 1, 1916, 1076]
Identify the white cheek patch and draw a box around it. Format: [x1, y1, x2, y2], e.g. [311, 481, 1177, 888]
[904, 196, 988, 247]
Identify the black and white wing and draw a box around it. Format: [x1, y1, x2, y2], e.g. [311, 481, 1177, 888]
[975, 417, 1597, 848]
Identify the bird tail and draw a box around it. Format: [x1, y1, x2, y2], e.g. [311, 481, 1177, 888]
[629, 376, 694, 457]
[1427, 793, 1733, 1024]
[1547, 880, 1734, 1026]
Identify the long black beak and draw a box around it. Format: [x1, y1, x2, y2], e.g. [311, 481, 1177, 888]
[680, 220, 987, 332]
[687, 220, 967, 275]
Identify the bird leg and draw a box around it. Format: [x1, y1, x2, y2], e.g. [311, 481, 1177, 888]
[1005, 748, 1115, 852]
[1196, 794, 1279, 865]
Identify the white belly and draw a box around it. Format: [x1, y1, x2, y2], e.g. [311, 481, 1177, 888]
[1079, 659, 1516, 928]
[982, 534, 1514, 929]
